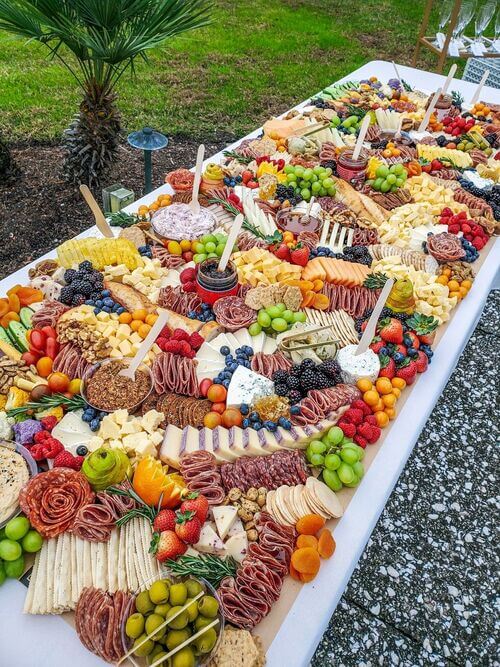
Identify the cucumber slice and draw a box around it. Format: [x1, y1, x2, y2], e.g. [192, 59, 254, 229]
[19, 307, 34, 330]
[7, 321, 29, 352]
[0, 327, 13, 348]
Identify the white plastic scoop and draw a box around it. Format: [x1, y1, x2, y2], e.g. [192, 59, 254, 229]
[79, 185, 114, 238]
[354, 278, 394, 356]
[418, 87, 442, 133]
[218, 213, 244, 272]
[189, 144, 205, 214]
[470, 69, 490, 105]
[441, 63, 457, 96]
[119, 309, 169, 378]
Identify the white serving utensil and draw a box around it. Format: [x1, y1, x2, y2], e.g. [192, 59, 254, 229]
[418, 88, 442, 133]
[189, 143, 205, 214]
[355, 278, 394, 356]
[119, 309, 169, 379]
[352, 114, 371, 161]
[218, 213, 243, 272]
[79, 185, 114, 238]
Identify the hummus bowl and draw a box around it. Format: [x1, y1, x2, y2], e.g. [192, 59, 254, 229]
[0, 441, 38, 529]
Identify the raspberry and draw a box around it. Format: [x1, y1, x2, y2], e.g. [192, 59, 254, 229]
[441, 207, 453, 217]
[171, 328, 190, 342]
[180, 267, 197, 283]
[164, 340, 182, 354]
[351, 399, 371, 416]
[72, 456, 85, 470]
[40, 416, 58, 431]
[189, 332, 204, 350]
[339, 422, 356, 438]
[343, 408, 363, 425]
[53, 450, 78, 468]
[178, 340, 193, 356]
[183, 281, 197, 293]
[156, 337, 169, 350]
[160, 325, 171, 338]
[353, 434, 368, 448]
[448, 224, 460, 234]
[365, 414, 378, 426]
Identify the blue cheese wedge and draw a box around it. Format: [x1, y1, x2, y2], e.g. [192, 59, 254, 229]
[336, 344, 380, 384]
[226, 366, 274, 408]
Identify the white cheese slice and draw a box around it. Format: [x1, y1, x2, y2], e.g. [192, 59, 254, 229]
[226, 365, 274, 408]
[51, 411, 93, 453]
[232, 328, 252, 348]
[249, 331, 266, 354]
[212, 506, 238, 540]
[224, 532, 248, 563]
[196, 342, 222, 362]
[159, 424, 183, 468]
[261, 336, 278, 355]
[194, 524, 225, 554]
[227, 518, 245, 538]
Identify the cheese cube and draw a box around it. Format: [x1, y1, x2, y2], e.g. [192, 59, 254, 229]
[118, 340, 132, 355]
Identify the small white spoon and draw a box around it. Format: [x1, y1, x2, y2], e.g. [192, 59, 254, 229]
[119, 309, 169, 378]
[189, 144, 205, 214]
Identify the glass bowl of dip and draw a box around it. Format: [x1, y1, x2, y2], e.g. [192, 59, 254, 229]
[81, 358, 153, 413]
[0, 441, 38, 529]
[150, 203, 217, 242]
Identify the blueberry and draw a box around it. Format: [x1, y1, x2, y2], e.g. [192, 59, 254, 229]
[408, 347, 418, 358]
[290, 405, 301, 415]
[244, 346, 253, 355]
[188, 311, 197, 318]
[102, 306, 111, 313]
[98, 412, 107, 419]
[243, 361, 251, 368]
[222, 379, 230, 388]
[224, 355, 233, 364]
[103, 297, 114, 307]
[85, 299, 94, 306]
[230, 363, 238, 371]
[253, 422, 263, 431]
[94, 307, 101, 314]
[101, 290, 110, 297]
[250, 411, 260, 422]
[265, 421, 277, 432]
[242, 418, 250, 428]
[220, 346, 230, 356]
[240, 404, 249, 415]
[393, 352, 405, 364]
[112, 303, 121, 312]
[379, 346, 388, 356]
[403, 336, 412, 347]
[426, 349, 434, 358]
[95, 300, 103, 308]
[281, 418, 292, 430]
[76, 445, 88, 456]
[212, 378, 221, 384]
[90, 418, 101, 431]
[202, 303, 211, 311]
[223, 370, 232, 379]
[81, 413, 92, 423]
[235, 348, 243, 354]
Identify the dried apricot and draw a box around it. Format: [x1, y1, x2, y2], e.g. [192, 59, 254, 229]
[296, 514, 325, 536]
[0, 300, 9, 318]
[291, 547, 321, 575]
[317, 529, 336, 559]
[299, 572, 317, 583]
[312, 279, 324, 292]
[296, 534, 318, 550]
[8, 293, 20, 313]
[1, 312, 20, 327]
[301, 291, 315, 308]
[16, 287, 43, 305]
[289, 560, 301, 581]
[312, 293, 329, 310]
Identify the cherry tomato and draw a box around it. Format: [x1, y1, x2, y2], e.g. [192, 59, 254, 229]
[68, 379, 82, 395]
[22, 351, 40, 366]
[41, 326, 57, 339]
[36, 356, 53, 378]
[221, 408, 243, 428]
[30, 330, 47, 353]
[207, 384, 227, 403]
[47, 372, 70, 393]
[45, 337, 59, 359]
[199, 378, 213, 397]
[211, 402, 226, 415]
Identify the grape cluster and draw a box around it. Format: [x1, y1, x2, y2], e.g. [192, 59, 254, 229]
[283, 164, 336, 201]
[275, 184, 302, 206]
[305, 425, 365, 491]
[272, 358, 341, 403]
[60, 262, 104, 307]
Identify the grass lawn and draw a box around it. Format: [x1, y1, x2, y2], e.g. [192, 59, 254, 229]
[0, 0, 455, 142]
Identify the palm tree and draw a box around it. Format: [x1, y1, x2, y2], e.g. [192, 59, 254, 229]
[0, 0, 212, 187]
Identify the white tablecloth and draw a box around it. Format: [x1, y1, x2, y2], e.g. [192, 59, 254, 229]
[1, 59, 499, 667]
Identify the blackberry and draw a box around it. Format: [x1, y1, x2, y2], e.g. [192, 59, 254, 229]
[291, 365, 302, 377]
[78, 281, 93, 296]
[272, 370, 288, 384]
[315, 373, 332, 389]
[288, 389, 302, 404]
[299, 369, 318, 392]
[71, 294, 86, 306]
[64, 269, 77, 284]
[370, 140, 388, 150]
[79, 261, 93, 272]
[286, 376, 301, 390]
[320, 160, 336, 170]
[60, 286, 74, 304]
[274, 383, 289, 397]
[89, 273, 103, 286]
[436, 135, 448, 147]
[318, 359, 342, 382]
[299, 358, 315, 370]
[484, 133, 498, 148]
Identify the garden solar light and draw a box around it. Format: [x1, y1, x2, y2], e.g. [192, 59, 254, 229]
[127, 127, 168, 194]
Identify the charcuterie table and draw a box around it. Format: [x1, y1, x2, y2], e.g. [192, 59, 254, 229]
[0, 60, 498, 667]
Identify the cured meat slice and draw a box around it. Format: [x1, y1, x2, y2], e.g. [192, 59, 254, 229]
[179, 451, 225, 505]
[19, 469, 95, 539]
[213, 296, 256, 332]
[72, 504, 116, 542]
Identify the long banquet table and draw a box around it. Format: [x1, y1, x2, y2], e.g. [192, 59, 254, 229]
[0, 60, 499, 667]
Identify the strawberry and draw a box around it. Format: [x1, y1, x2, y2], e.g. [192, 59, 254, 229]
[151, 530, 187, 562]
[180, 492, 209, 524]
[153, 509, 176, 533]
[241, 170, 253, 184]
[378, 354, 396, 379]
[369, 337, 385, 354]
[289, 244, 310, 267]
[175, 511, 202, 545]
[393, 343, 407, 356]
[404, 332, 420, 349]
[378, 318, 403, 344]
[415, 350, 429, 373]
[272, 242, 291, 261]
[395, 358, 418, 385]
[418, 331, 435, 346]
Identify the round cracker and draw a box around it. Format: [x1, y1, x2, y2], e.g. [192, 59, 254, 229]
[302, 488, 330, 519]
[306, 476, 343, 518]
[275, 486, 295, 525]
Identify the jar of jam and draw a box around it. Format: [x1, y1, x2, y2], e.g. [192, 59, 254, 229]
[433, 93, 452, 121]
[196, 258, 239, 306]
[336, 149, 368, 186]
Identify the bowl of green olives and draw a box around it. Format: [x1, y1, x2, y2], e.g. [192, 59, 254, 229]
[121, 575, 224, 667]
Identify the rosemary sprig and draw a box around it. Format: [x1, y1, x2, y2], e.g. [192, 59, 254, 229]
[164, 553, 238, 588]
[222, 150, 252, 164]
[7, 393, 86, 418]
[107, 482, 161, 526]
[402, 79, 413, 92]
[106, 211, 139, 227]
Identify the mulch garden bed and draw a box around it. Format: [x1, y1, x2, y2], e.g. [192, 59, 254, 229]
[0, 135, 234, 279]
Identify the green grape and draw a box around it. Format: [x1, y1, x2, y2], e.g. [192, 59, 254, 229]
[344, 476, 360, 488]
[215, 244, 225, 257]
[319, 187, 327, 197]
[327, 187, 336, 196]
[322, 177, 334, 189]
[201, 234, 217, 244]
[375, 166, 389, 178]
[293, 311, 307, 323]
[0, 561, 5, 586]
[275, 302, 286, 313]
[389, 164, 398, 174]
[309, 440, 327, 455]
[248, 322, 262, 336]
[5, 516, 30, 541]
[390, 185, 398, 192]
[193, 253, 207, 263]
[380, 180, 391, 193]
[386, 174, 397, 185]
[0, 540, 22, 562]
[322, 469, 342, 491]
[21, 530, 43, 554]
[257, 311, 271, 327]
[310, 453, 325, 467]
[373, 178, 384, 191]
[340, 447, 359, 465]
[284, 165, 295, 174]
[327, 426, 344, 445]
[310, 173, 318, 182]
[266, 305, 282, 319]
[214, 233, 226, 242]
[324, 167, 333, 176]
[305, 446, 314, 463]
[337, 462, 355, 485]
[392, 164, 405, 176]
[313, 165, 324, 175]
[206, 252, 218, 258]
[331, 116, 341, 127]
[287, 173, 297, 183]
[271, 317, 288, 332]
[311, 181, 321, 194]
[395, 178, 404, 187]
[295, 166, 305, 177]
[299, 180, 308, 189]
[301, 188, 311, 201]
[194, 242, 205, 253]
[324, 453, 341, 471]
[204, 241, 216, 253]
[4, 555, 24, 579]
[348, 126, 357, 134]
[303, 168, 313, 181]
[282, 309, 294, 322]
[352, 461, 364, 479]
